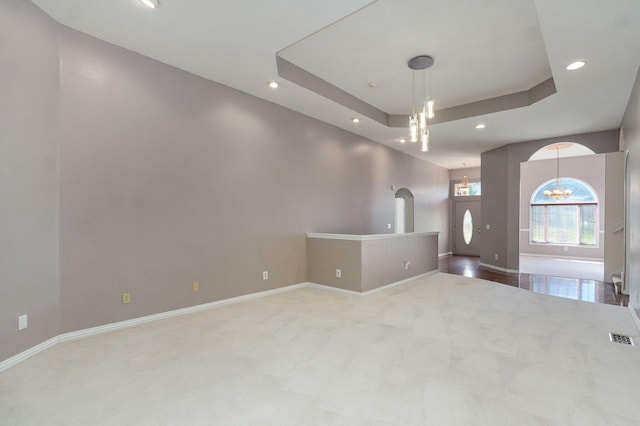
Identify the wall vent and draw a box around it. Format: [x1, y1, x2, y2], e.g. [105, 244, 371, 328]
[609, 333, 634, 346]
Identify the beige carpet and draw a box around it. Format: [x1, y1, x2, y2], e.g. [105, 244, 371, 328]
[1, 273, 639, 425]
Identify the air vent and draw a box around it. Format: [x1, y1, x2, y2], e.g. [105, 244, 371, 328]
[609, 333, 634, 346]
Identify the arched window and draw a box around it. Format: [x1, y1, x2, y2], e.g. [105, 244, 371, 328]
[530, 178, 598, 246]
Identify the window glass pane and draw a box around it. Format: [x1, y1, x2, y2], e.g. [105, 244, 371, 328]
[580, 205, 596, 245]
[463, 209, 473, 245]
[454, 182, 481, 196]
[531, 178, 597, 204]
[546, 205, 578, 244]
[531, 206, 545, 242]
[468, 182, 481, 195]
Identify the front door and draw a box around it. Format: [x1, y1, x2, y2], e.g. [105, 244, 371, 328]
[454, 200, 481, 256]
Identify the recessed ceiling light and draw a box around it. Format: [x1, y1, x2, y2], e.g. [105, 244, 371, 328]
[268, 81, 279, 89]
[475, 124, 486, 129]
[139, 0, 159, 8]
[399, 138, 406, 144]
[566, 61, 586, 71]
[352, 117, 360, 123]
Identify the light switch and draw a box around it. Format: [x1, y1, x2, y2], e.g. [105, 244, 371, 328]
[18, 314, 28, 331]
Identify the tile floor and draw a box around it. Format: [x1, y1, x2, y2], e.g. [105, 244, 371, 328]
[1, 273, 639, 425]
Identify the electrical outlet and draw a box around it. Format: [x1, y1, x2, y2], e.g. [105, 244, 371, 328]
[563, 246, 569, 252]
[404, 260, 411, 270]
[486, 224, 491, 230]
[263, 271, 269, 280]
[336, 268, 342, 278]
[193, 281, 199, 292]
[494, 254, 499, 261]
[387, 223, 392, 229]
[18, 314, 28, 331]
[122, 293, 131, 304]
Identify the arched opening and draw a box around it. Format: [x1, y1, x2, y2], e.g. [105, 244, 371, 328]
[528, 142, 595, 161]
[394, 188, 414, 233]
[530, 178, 599, 246]
[519, 141, 614, 283]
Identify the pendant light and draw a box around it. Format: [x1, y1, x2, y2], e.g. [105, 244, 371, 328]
[408, 55, 435, 152]
[544, 145, 572, 199]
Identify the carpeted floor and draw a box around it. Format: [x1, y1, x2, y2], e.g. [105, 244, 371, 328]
[1, 272, 639, 425]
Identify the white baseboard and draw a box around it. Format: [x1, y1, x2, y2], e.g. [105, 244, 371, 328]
[306, 283, 362, 296]
[0, 336, 59, 373]
[479, 262, 519, 274]
[630, 307, 640, 331]
[438, 252, 453, 258]
[520, 253, 604, 263]
[0, 283, 308, 373]
[362, 270, 438, 295]
[308, 269, 438, 296]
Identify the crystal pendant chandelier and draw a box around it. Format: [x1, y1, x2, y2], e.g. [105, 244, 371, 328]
[458, 163, 470, 196]
[544, 145, 572, 200]
[408, 55, 435, 152]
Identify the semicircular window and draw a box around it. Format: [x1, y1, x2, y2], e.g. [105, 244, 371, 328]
[530, 178, 598, 246]
[531, 178, 597, 204]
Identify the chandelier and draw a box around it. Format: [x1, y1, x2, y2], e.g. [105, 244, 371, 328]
[458, 163, 470, 196]
[544, 145, 572, 200]
[408, 55, 435, 152]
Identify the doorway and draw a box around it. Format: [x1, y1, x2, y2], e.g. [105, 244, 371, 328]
[395, 188, 414, 233]
[454, 200, 481, 255]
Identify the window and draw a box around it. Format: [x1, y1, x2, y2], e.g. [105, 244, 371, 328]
[454, 181, 481, 196]
[530, 178, 598, 246]
[462, 209, 473, 245]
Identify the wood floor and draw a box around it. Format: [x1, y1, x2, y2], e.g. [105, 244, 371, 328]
[439, 255, 629, 307]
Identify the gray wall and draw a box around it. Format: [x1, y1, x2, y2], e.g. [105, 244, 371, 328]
[481, 130, 620, 271]
[622, 66, 640, 310]
[1, 1, 450, 361]
[604, 152, 625, 282]
[306, 233, 439, 293]
[449, 167, 481, 182]
[0, 1, 60, 361]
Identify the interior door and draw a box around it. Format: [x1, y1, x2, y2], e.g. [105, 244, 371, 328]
[454, 200, 481, 256]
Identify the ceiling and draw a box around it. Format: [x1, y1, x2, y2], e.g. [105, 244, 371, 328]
[30, 0, 640, 169]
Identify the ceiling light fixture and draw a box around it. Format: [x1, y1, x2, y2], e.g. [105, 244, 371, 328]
[351, 117, 360, 123]
[139, 0, 159, 8]
[399, 138, 406, 144]
[458, 163, 470, 196]
[475, 124, 486, 129]
[408, 55, 435, 153]
[566, 61, 586, 71]
[544, 145, 572, 199]
[268, 81, 279, 89]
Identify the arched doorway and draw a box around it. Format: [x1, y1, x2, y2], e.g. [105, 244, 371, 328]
[395, 188, 414, 233]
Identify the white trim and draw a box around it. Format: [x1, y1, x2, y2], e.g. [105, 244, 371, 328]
[0, 283, 308, 373]
[438, 252, 453, 258]
[362, 270, 438, 295]
[0, 336, 59, 373]
[520, 253, 604, 263]
[307, 283, 362, 296]
[307, 270, 438, 296]
[479, 262, 519, 274]
[630, 307, 640, 332]
[306, 231, 438, 241]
